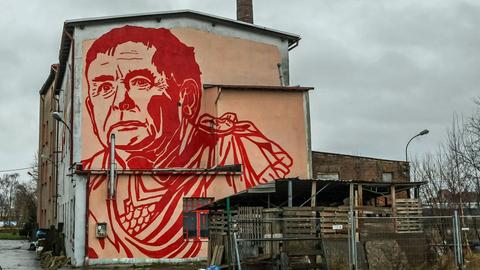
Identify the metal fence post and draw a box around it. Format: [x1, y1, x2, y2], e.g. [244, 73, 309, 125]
[453, 211, 464, 269]
[348, 210, 357, 270]
[233, 232, 242, 270]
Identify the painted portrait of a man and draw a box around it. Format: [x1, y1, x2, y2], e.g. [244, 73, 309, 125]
[82, 25, 293, 259]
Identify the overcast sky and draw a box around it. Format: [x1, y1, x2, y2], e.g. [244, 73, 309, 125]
[0, 0, 479, 181]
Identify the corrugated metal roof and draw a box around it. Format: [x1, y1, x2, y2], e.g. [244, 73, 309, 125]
[200, 178, 426, 210]
[54, 10, 301, 92]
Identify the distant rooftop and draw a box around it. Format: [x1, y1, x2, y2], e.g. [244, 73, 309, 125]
[312, 151, 408, 164]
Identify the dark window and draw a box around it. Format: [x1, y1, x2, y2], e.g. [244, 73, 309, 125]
[184, 212, 197, 238]
[183, 197, 213, 239]
[382, 172, 393, 182]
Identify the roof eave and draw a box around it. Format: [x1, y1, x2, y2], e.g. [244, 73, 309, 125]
[204, 84, 314, 91]
[39, 64, 59, 95]
[54, 10, 301, 93]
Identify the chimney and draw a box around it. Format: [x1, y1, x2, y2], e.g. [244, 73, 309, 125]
[237, 0, 253, 24]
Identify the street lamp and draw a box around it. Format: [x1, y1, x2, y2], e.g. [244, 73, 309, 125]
[52, 112, 72, 136]
[405, 129, 429, 162]
[41, 154, 54, 163]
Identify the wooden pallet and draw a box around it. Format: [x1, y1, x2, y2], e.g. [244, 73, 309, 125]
[396, 199, 423, 233]
[318, 207, 349, 238]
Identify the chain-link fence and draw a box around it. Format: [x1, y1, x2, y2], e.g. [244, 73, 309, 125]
[354, 215, 456, 269]
[227, 212, 480, 270]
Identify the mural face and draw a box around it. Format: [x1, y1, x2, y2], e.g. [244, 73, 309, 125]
[87, 42, 170, 149]
[82, 25, 293, 259]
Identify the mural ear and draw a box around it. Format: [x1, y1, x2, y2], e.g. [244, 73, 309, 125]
[86, 96, 99, 136]
[179, 79, 200, 120]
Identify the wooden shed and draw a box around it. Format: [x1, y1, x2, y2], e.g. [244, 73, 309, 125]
[201, 179, 425, 269]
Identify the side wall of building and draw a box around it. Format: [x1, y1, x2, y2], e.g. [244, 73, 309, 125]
[38, 72, 58, 229]
[55, 44, 86, 264]
[53, 17, 310, 265]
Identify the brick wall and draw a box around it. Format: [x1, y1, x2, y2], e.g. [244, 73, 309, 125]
[312, 151, 410, 182]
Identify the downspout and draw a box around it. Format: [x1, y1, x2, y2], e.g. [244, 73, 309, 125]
[85, 176, 90, 264]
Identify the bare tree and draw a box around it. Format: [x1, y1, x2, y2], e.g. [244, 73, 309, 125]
[413, 99, 480, 246]
[0, 173, 20, 221]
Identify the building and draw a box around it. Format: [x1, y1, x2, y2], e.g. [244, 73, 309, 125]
[38, 9, 313, 266]
[312, 151, 409, 182]
[38, 64, 59, 229]
[312, 151, 412, 206]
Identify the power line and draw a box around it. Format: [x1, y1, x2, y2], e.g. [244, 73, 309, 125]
[0, 166, 35, 173]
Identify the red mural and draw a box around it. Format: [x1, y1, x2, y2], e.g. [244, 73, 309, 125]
[83, 26, 293, 259]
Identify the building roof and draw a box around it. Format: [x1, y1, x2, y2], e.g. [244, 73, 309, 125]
[39, 64, 58, 95]
[312, 151, 409, 164]
[201, 178, 425, 210]
[54, 10, 301, 92]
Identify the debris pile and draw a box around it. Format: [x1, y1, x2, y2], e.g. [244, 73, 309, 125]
[39, 251, 70, 270]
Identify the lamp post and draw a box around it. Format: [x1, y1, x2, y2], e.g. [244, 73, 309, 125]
[52, 112, 72, 136]
[405, 129, 429, 162]
[51, 112, 71, 224]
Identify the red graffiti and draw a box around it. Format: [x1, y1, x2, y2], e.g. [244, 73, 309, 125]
[83, 26, 293, 259]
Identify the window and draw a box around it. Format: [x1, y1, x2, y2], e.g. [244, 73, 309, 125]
[183, 197, 213, 239]
[317, 172, 339, 180]
[382, 172, 393, 182]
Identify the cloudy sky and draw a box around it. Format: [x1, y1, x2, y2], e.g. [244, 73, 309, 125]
[0, 0, 479, 181]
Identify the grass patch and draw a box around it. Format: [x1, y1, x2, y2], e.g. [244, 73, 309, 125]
[0, 232, 25, 240]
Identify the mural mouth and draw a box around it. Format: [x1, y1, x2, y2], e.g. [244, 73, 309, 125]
[109, 120, 146, 133]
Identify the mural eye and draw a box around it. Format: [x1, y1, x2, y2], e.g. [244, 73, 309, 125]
[98, 82, 114, 97]
[130, 76, 152, 90]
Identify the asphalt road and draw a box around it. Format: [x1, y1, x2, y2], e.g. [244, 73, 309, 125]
[0, 239, 206, 269]
[0, 239, 40, 269]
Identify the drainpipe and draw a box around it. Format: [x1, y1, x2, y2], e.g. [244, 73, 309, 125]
[109, 134, 116, 199]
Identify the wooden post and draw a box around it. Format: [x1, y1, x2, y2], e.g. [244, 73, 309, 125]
[311, 181, 317, 207]
[357, 184, 363, 230]
[349, 183, 356, 239]
[391, 185, 396, 213]
[391, 184, 397, 232]
[357, 184, 363, 206]
[226, 197, 232, 269]
[349, 183, 354, 213]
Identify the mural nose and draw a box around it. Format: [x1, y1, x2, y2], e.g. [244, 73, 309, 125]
[118, 92, 136, 111]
